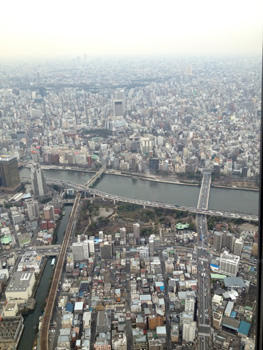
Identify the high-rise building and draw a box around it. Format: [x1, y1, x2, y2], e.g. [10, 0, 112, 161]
[149, 234, 155, 256]
[234, 238, 244, 256]
[26, 200, 39, 221]
[185, 297, 195, 314]
[120, 227, 126, 245]
[225, 232, 235, 252]
[0, 155, 20, 192]
[213, 231, 224, 252]
[113, 91, 125, 117]
[149, 158, 159, 173]
[31, 163, 47, 197]
[43, 205, 55, 221]
[182, 321, 196, 342]
[133, 223, 140, 242]
[220, 251, 240, 276]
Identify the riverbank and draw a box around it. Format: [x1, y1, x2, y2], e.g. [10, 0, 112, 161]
[108, 170, 201, 187]
[211, 184, 259, 192]
[21, 165, 259, 192]
[107, 170, 259, 192]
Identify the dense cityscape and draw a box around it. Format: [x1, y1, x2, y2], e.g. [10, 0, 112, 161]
[0, 55, 260, 350]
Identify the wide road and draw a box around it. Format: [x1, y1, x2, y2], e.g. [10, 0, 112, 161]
[196, 171, 212, 350]
[40, 193, 81, 350]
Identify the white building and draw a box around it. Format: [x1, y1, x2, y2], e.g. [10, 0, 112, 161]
[220, 251, 240, 277]
[234, 238, 244, 256]
[120, 227, 127, 245]
[149, 234, 155, 256]
[5, 271, 35, 304]
[185, 297, 195, 314]
[17, 251, 42, 273]
[182, 321, 196, 342]
[133, 223, 140, 241]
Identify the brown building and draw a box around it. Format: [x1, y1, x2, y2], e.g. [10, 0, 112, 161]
[148, 315, 164, 330]
[0, 156, 20, 192]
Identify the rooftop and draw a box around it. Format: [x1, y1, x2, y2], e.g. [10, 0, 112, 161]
[6, 271, 34, 292]
[0, 155, 17, 162]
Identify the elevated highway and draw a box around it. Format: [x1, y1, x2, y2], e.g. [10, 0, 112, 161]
[196, 171, 212, 349]
[20, 175, 258, 222]
[40, 193, 81, 350]
[87, 188, 258, 222]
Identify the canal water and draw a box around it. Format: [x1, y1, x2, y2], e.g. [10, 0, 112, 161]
[19, 168, 259, 215]
[18, 205, 72, 350]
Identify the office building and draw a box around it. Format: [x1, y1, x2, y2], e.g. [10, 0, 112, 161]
[120, 227, 127, 244]
[234, 238, 244, 256]
[72, 241, 89, 261]
[0, 155, 20, 192]
[26, 200, 39, 221]
[214, 231, 224, 252]
[182, 321, 196, 342]
[185, 297, 195, 314]
[133, 223, 140, 242]
[0, 315, 24, 350]
[220, 251, 240, 277]
[43, 205, 55, 221]
[149, 234, 155, 256]
[213, 312, 223, 330]
[113, 91, 125, 117]
[149, 158, 159, 173]
[31, 163, 47, 197]
[100, 242, 113, 259]
[5, 271, 35, 304]
[225, 232, 235, 252]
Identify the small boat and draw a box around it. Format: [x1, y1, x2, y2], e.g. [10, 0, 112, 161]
[51, 258, 56, 266]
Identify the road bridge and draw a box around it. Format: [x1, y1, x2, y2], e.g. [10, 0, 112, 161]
[197, 170, 212, 210]
[196, 170, 213, 349]
[84, 165, 106, 188]
[87, 188, 258, 222]
[31, 245, 61, 256]
[21, 176, 258, 222]
[40, 193, 81, 350]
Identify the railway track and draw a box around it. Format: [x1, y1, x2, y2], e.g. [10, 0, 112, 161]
[40, 193, 81, 350]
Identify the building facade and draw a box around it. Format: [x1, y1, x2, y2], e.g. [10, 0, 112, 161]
[0, 155, 20, 191]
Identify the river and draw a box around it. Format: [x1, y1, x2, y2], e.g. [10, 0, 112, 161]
[18, 205, 72, 350]
[19, 168, 259, 215]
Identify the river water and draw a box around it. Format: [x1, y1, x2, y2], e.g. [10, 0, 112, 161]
[17, 168, 258, 348]
[18, 205, 72, 350]
[20, 168, 259, 215]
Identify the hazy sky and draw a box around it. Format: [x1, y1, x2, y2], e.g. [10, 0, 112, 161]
[0, 0, 262, 59]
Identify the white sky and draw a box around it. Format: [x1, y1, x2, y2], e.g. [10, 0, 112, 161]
[0, 0, 262, 59]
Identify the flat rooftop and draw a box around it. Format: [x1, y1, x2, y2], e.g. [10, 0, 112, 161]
[6, 271, 34, 292]
[0, 316, 23, 340]
[0, 155, 17, 162]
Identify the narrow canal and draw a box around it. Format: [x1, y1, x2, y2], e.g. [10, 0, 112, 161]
[18, 205, 72, 350]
